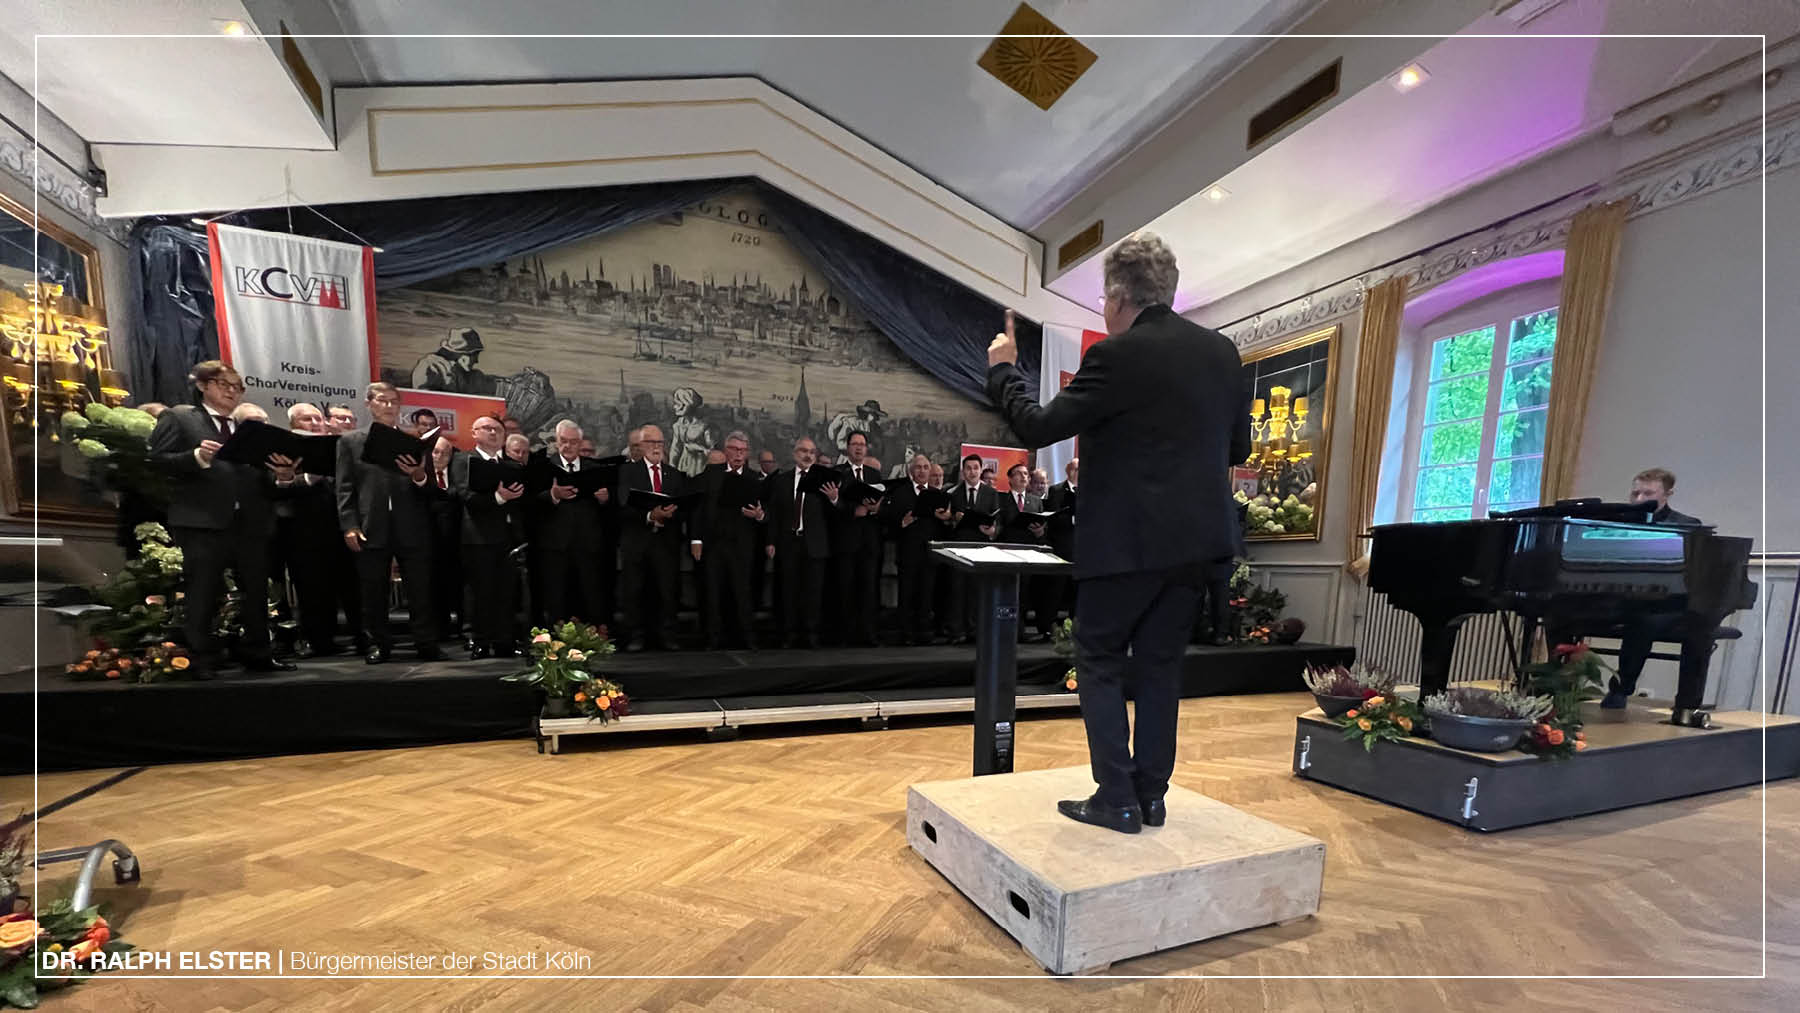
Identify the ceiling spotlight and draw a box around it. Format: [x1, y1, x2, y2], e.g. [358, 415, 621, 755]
[371, 246, 385, 254]
[1202, 184, 1230, 203]
[189, 217, 209, 226]
[215, 19, 249, 36]
[1392, 64, 1430, 93]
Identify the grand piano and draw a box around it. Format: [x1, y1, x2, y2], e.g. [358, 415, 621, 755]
[1368, 500, 1756, 724]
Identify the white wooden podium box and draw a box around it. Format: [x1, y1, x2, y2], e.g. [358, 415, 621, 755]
[907, 766, 1324, 974]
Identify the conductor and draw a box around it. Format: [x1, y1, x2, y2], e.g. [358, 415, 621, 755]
[985, 233, 1248, 834]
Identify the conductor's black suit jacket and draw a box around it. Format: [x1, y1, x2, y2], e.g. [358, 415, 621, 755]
[985, 304, 1249, 580]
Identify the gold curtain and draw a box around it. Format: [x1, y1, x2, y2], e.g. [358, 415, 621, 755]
[1344, 275, 1409, 579]
[1540, 199, 1630, 504]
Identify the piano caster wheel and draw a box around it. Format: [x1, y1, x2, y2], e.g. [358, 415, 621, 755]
[1669, 708, 1713, 730]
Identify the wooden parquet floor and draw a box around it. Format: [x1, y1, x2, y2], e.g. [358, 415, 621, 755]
[4, 692, 1797, 1012]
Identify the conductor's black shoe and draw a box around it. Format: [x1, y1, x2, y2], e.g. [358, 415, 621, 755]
[1056, 796, 1142, 835]
[1601, 689, 1629, 709]
[1138, 797, 1167, 827]
[1671, 707, 1713, 729]
[241, 657, 297, 673]
[365, 647, 390, 665]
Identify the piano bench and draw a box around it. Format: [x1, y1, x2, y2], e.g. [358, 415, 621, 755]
[1583, 625, 1742, 663]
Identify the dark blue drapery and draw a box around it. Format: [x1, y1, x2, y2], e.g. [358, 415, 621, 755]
[129, 178, 1040, 408]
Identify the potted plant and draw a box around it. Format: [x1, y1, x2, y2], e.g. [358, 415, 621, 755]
[1302, 662, 1394, 717]
[502, 620, 617, 718]
[1516, 643, 1609, 758]
[1421, 687, 1554, 752]
[1330, 691, 1423, 752]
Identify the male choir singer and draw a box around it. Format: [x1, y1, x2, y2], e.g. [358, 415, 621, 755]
[618, 424, 690, 651]
[337, 382, 442, 664]
[146, 361, 299, 678]
[453, 414, 526, 658]
[986, 233, 1248, 834]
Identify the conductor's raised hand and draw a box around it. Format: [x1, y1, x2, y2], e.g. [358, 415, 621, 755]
[987, 308, 1018, 367]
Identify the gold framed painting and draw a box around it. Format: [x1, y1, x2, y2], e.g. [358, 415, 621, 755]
[1237, 323, 1340, 542]
[0, 190, 121, 526]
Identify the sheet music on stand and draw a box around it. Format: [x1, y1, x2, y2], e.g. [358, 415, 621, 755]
[953, 545, 1065, 566]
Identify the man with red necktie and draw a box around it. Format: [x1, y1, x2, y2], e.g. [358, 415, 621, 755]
[617, 423, 691, 651]
[997, 462, 1052, 641]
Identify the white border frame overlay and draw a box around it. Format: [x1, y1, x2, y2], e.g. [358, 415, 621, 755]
[26, 30, 1774, 986]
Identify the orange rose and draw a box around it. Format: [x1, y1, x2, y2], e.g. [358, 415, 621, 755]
[1064, 679, 1077, 691]
[0, 918, 42, 949]
[1395, 716, 1413, 732]
[105, 669, 121, 680]
[1356, 718, 1372, 731]
[1345, 709, 1359, 718]
[1547, 729, 1565, 746]
[596, 696, 611, 710]
[171, 656, 190, 670]
[70, 938, 98, 962]
[86, 921, 111, 946]
[1364, 696, 1386, 708]
[573, 691, 587, 702]
[1575, 740, 1588, 751]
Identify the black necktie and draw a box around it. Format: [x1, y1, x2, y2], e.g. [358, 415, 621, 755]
[214, 414, 232, 439]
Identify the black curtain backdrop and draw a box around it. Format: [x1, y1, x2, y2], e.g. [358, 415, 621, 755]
[129, 179, 1042, 409]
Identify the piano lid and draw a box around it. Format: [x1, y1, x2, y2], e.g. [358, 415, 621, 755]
[1491, 499, 1660, 524]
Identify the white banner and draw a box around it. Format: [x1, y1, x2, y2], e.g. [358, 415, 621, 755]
[208, 223, 379, 422]
[1037, 322, 1099, 485]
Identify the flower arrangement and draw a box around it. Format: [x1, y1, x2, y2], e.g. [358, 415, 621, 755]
[1331, 692, 1424, 752]
[502, 620, 626, 721]
[65, 642, 191, 683]
[1235, 488, 1315, 536]
[59, 404, 166, 505]
[1227, 563, 1288, 643]
[0, 816, 135, 1009]
[80, 523, 184, 648]
[1302, 662, 1394, 698]
[1516, 643, 1609, 758]
[1421, 687, 1554, 722]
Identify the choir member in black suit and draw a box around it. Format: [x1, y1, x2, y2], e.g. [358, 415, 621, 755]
[146, 361, 299, 678]
[425, 434, 463, 644]
[272, 402, 349, 657]
[765, 436, 839, 648]
[1041, 457, 1079, 632]
[533, 419, 612, 627]
[618, 423, 692, 651]
[832, 432, 886, 646]
[986, 233, 1249, 834]
[696, 430, 766, 650]
[997, 462, 1054, 641]
[751, 448, 780, 611]
[882, 453, 949, 645]
[941, 453, 1001, 644]
[452, 414, 528, 658]
[336, 382, 443, 664]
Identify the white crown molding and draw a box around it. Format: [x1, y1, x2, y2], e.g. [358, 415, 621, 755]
[1225, 106, 1800, 351]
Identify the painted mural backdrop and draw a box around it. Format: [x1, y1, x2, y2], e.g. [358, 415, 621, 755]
[376, 189, 1013, 477]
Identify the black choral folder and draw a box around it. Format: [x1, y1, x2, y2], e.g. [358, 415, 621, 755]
[216, 420, 338, 475]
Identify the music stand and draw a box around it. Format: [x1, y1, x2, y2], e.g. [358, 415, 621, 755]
[931, 541, 1073, 776]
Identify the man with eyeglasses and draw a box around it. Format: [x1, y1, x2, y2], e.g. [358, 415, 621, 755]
[146, 361, 300, 678]
[336, 382, 443, 664]
[617, 424, 692, 651]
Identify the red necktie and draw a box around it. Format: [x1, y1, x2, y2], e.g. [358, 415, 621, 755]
[214, 414, 232, 439]
[1016, 493, 1024, 511]
[651, 463, 663, 494]
[438, 471, 447, 490]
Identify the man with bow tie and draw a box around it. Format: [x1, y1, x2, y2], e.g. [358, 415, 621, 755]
[533, 419, 612, 628]
[882, 453, 951, 645]
[452, 414, 528, 658]
[147, 360, 301, 679]
[695, 430, 766, 650]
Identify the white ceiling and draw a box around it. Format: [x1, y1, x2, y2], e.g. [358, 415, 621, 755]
[322, 0, 1323, 228]
[1050, 0, 1799, 312]
[0, 0, 335, 149]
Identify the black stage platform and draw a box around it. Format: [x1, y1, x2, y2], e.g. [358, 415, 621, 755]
[3, 640, 1353, 772]
[1293, 702, 1800, 830]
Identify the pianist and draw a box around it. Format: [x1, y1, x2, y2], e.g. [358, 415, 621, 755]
[1556, 467, 1710, 720]
[1628, 467, 1699, 527]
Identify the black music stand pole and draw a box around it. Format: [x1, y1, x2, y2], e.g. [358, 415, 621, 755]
[932, 542, 1072, 777]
